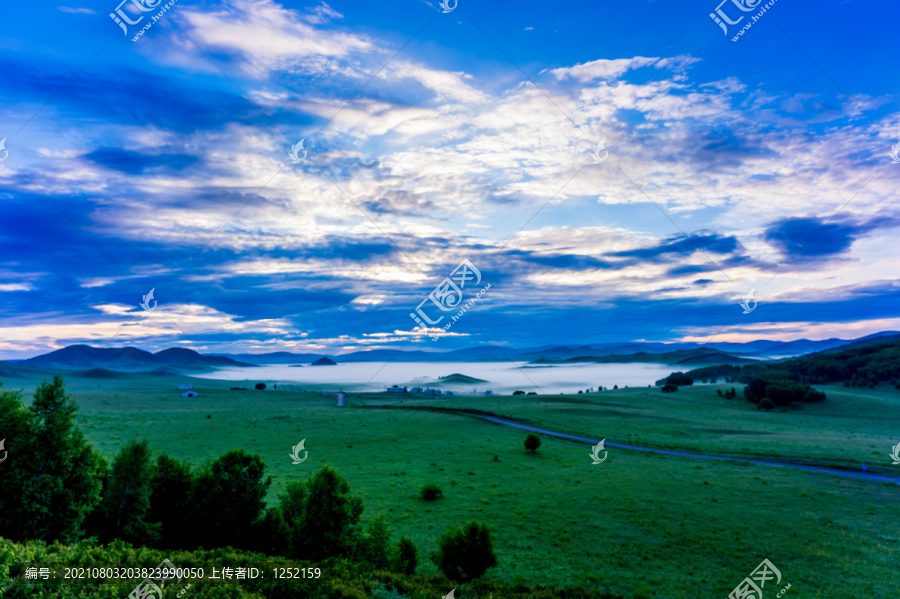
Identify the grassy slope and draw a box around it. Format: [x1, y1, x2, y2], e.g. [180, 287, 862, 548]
[4, 374, 900, 598]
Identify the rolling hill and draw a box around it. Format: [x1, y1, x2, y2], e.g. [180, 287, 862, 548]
[19, 345, 255, 373]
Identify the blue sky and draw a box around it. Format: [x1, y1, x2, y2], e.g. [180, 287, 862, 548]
[1, 0, 899, 358]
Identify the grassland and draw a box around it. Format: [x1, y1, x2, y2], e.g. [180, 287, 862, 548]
[4, 372, 900, 598]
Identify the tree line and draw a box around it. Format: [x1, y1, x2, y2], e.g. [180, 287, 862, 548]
[0, 376, 497, 583]
[681, 340, 900, 389]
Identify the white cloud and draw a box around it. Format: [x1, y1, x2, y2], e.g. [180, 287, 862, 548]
[58, 6, 95, 14]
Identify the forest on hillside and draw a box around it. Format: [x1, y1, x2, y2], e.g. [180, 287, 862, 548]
[683, 340, 900, 389]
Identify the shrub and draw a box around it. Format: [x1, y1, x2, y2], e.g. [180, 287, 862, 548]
[524, 433, 541, 454]
[254, 382, 266, 390]
[661, 384, 678, 393]
[757, 398, 776, 411]
[512, 390, 525, 395]
[421, 484, 443, 501]
[432, 520, 498, 582]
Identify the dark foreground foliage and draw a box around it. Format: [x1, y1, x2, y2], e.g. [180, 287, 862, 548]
[0, 539, 623, 599]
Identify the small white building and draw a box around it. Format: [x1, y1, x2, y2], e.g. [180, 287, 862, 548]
[182, 391, 198, 397]
[424, 388, 442, 395]
[178, 384, 193, 390]
[444, 390, 454, 396]
[386, 385, 408, 393]
[410, 387, 424, 393]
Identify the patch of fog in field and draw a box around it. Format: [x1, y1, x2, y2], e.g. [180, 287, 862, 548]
[193, 361, 676, 395]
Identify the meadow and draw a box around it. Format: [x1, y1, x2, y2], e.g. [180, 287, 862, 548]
[5, 371, 900, 598]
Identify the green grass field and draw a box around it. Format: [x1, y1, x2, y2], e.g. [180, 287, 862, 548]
[4, 372, 900, 598]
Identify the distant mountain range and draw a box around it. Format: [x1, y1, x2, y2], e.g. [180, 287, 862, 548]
[531, 347, 759, 366]
[16, 345, 255, 374]
[214, 331, 898, 363]
[4, 332, 897, 375]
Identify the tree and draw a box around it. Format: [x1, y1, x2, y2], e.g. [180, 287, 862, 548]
[278, 479, 309, 558]
[251, 506, 290, 556]
[661, 384, 678, 392]
[149, 454, 195, 549]
[356, 515, 392, 569]
[298, 466, 364, 560]
[432, 521, 498, 582]
[0, 385, 33, 539]
[512, 390, 525, 395]
[524, 433, 541, 454]
[255, 383, 267, 390]
[99, 440, 159, 545]
[393, 536, 418, 575]
[0, 376, 105, 542]
[189, 449, 271, 550]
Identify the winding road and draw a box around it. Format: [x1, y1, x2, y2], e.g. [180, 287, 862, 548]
[381, 405, 900, 485]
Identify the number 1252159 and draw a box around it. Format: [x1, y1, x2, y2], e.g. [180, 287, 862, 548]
[272, 567, 321, 579]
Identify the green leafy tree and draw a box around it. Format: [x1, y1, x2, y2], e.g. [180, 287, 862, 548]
[251, 506, 290, 556]
[149, 454, 195, 549]
[356, 514, 392, 569]
[100, 440, 159, 544]
[299, 465, 363, 560]
[0, 384, 32, 538]
[189, 449, 271, 550]
[278, 479, 308, 557]
[393, 536, 418, 575]
[524, 433, 541, 454]
[432, 521, 498, 582]
[0, 376, 105, 542]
